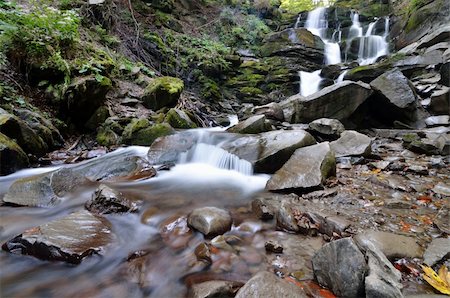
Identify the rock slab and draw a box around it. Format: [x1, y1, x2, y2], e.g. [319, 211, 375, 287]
[330, 130, 372, 157]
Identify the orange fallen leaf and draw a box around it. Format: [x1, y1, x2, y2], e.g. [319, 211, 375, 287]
[421, 264, 450, 295]
[400, 221, 412, 232]
[419, 215, 433, 225]
[417, 195, 432, 204]
[284, 278, 336, 298]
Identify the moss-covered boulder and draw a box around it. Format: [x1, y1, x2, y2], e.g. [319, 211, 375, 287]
[85, 105, 111, 131]
[164, 108, 197, 129]
[0, 112, 48, 157]
[0, 132, 29, 175]
[142, 77, 184, 111]
[122, 118, 175, 145]
[62, 75, 112, 130]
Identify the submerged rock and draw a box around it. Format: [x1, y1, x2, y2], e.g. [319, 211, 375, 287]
[254, 130, 317, 173]
[330, 130, 372, 157]
[187, 207, 232, 237]
[281, 81, 372, 123]
[85, 184, 141, 214]
[227, 115, 272, 134]
[235, 271, 307, 298]
[3, 151, 152, 207]
[266, 142, 336, 192]
[0, 132, 29, 176]
[312, 238, 367, 298]
[2, 210, 114, 264]
[147, 132, 197, 165]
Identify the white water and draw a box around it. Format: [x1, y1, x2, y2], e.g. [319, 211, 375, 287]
[302, 7, 342, 65]
[336, 69, 348, 83]
[299, 70, 323, 96]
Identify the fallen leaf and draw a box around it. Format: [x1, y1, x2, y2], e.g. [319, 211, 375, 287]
[400, 221, 412, 232]
[421, 264, 450, 295]
[417, 195, 432, 204]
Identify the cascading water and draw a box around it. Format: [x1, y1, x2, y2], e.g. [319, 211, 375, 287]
[299, 70, 323, 97]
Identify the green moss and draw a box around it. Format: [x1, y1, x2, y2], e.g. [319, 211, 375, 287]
[122, 122, 175, 145]
[164, 108, 197, 129]
[142, 76, 184, 110]
[239, 86, 263, 96]
[96, 127, 119, 146]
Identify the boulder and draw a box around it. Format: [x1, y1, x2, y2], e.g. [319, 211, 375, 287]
[308, 118, 345, 139]
[227, 115, 272, 134]
[423, 238, 450, 267]
[266, 142, 336, 192]
[312, 238, 367, 297]
[429, 87, 450, 115]
[164, 108, 196, 129]
[3, 150, 152, 207]
[188, 207, 232, 237]
[263, 28, 325, 51]
[188, 280, 242, 298]
[62, 75, 112, 130]
[254, 130, 317, 173]
[141, 76, 183, 110]
[147, 132, 197, 165]
[0, 112, 47, 156]
[330, 130, 372, 157]
[122, 119, 175, 145]
[85, 184, 142, 214]
[235, 271, 307, 298]
[221, 135, 262, 164]
[354, 230, 423, 259]
[358, 241, 403, 298]
[0, 132, 29, 176]
[281, 81, 372, 123]
[2, 210, 114, 264]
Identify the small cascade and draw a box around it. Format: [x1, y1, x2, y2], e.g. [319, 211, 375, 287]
[348, 11, 363, 39]
[299, 70, 323, 96]
[356, 17, 389, 65]
[336, 70, 348, 83]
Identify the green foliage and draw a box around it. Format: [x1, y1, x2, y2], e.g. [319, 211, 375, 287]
[280, 0, 334, 13]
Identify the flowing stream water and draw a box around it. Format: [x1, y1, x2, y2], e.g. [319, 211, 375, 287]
[0, 121, 273, 297]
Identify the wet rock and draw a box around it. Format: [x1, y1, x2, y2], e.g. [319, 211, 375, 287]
[160, 215, 193, 249]
[254, 130, 316, 173]
[252, 102, 284, 121]
[0, 112, 48, 157]
[265, 240, 283, 253]
[227, 115, 272, 134]
[251, 198, 275, 220]
[281, 81, 372, 123]
[429, 87, 450, 115]
[2, 210, 114, 264]
[147, 132, 197, 165]
[188, 280, 242, 298]
[141, 76, 184, 110]
[188, 207, 232, 237]
[312, 238, 367, 297]
[276, 201, 300, 232]
[85, 184, 140, 214]
[354, 230, 423, 259]
[221, 135, 262, 164]
[0, 132, 29, 176]
[3, 151, 151, 207]
[122, 119, 175, 146]
[266, 142, 335, 192]
[432, 182, 450, 196]
[235, 271, 307, 298]
[425, 116, 450, 127]
[330, 130, 372, 157]
[14, 108, 64, 149]
[358, 241, 403, 298]
[62, 75, 112, 130]
[406, 136, 446, 155]
[308, 118, 345, 140]
[423, 238, 450, 267]
[164, 108, 197, 129]
[194, 242, 212, 264]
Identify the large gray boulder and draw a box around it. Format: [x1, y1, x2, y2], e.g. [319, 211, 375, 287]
[147, 132, 197, 165]
[330, 130, 372, 157]
[254, 130, 317, 173]
[308, 118, 345, 139]
[281, 81, 373, 123]
[235, 271, 307, 298]
[266, 142, 336, 192]
[2, 210, 114, 264]
[429, 87, 449, 115]
[312, 238, 367, 297]
[3, 150, 152, 207]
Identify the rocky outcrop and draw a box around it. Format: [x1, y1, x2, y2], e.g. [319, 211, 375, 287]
[2, 210, 114, 264]
[235, 271, 307, 298]
[266, 142, 336, 192]
[280, 81, 373, 123]
[141, 76, 184, 110]
[0, 132, 29, 175]
[312, 238, 367, 298]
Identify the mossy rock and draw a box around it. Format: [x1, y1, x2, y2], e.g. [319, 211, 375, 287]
[0, 113, 48, 157]
[0, 132, 29, 175]
[164, 108, 197, 129]
[142, 77, 184, 110]
[239, 87, 264, 96]
[96, 127, 120, 147]
[85, 105, 111, 131]
[122, 119, 175, 145]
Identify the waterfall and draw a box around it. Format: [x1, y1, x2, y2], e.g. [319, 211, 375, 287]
[357, 17, 390, 65]
[299, 70, 323, 96]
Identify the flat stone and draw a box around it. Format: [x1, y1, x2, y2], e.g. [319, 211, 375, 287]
[266, 142, 336, 192]
[227, 115, 272, 134]
[330, 130, 372, 157]
[189, 280, 242, 298]
[235, 271, 307, 298]
[308, 118, 345, 139]
[312, 238, 367, 297]
[423, 238, 450, 267]
[2, 210, 114, 264]
[188, 207, 232, 237]
[425, 116, 450, 127]
[354, 230, 423, 259]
